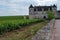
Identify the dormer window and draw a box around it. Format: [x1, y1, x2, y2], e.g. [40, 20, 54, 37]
[34, 8, 36, 11]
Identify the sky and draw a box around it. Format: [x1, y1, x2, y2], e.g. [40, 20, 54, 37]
[0, 0, 58, 16]
[57, 0, 60, 10]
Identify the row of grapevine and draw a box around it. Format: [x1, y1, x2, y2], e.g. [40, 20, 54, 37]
[0, 19, 44, 34]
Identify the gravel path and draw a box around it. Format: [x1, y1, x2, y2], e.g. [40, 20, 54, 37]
[51, 20, 60, 40]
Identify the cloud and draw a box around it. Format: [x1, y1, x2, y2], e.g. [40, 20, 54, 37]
[0, 0, 57, 16]
[34, 0, 57, 5]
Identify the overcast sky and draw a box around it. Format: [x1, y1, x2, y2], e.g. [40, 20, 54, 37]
[0, 0, 58, 16]
[57, 0, 60, 10]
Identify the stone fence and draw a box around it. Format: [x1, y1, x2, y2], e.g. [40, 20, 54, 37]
[32, 19, 55, 40]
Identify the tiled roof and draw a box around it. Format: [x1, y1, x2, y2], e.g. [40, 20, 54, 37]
[29, 4, 57, 11]
[34, 6, 53, 11]
[29, 4, 33, 8]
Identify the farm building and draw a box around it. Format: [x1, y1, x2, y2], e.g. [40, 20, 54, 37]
[29, 4, 57, 19]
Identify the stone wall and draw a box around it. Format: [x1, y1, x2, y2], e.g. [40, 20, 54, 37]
[32, 19, 55, 40]
[29, 11, 48, 19]
[56, 12, 60, 18]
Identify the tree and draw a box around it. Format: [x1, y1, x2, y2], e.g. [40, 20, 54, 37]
[46, 11, 55, 20]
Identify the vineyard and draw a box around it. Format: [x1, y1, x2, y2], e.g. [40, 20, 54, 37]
[0, 16, 44, 34]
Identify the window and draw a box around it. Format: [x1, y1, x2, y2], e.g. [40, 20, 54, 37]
[34, 8, 36, 11]
[38, 8, 42, 11]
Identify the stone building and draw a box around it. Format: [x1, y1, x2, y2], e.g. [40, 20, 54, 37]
[29, 4, 57, 19]
[56, 10, 60, 19]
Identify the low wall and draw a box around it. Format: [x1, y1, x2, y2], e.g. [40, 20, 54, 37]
[32, 19, 55, 40]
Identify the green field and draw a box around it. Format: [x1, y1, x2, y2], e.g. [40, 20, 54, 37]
[0, 16, 44, 34]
